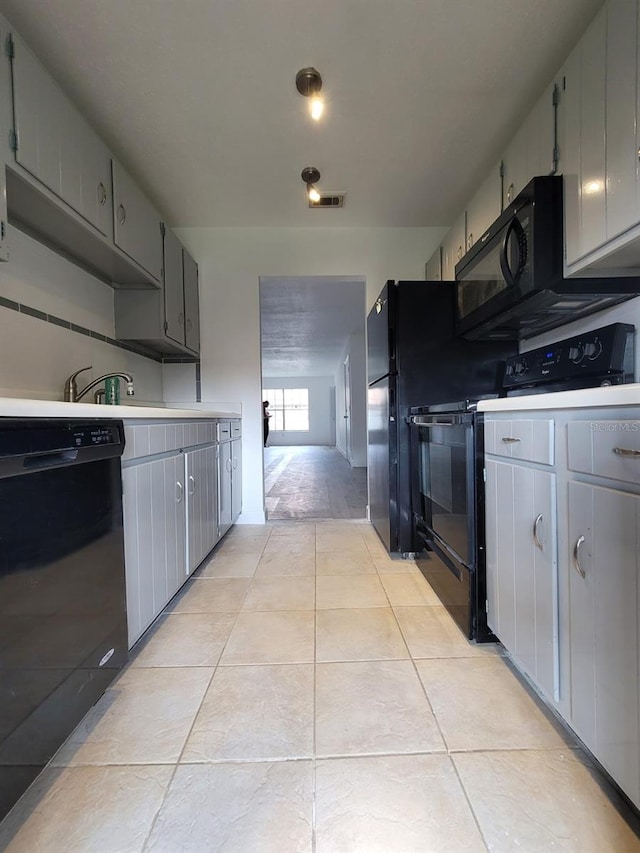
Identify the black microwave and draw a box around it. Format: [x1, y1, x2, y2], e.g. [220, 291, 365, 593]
[455, 176, 640, 341]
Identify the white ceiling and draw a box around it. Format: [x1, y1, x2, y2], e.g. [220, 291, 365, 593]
[0, 0, 602, 229]
[260, 277, 365, 378]
[0, 0, 603, 375]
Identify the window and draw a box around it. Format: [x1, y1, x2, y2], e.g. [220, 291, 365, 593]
[263, 388, 309, 431]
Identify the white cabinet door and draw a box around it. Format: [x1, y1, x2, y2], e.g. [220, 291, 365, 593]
[442, 212, 466, 280]
[486, 459, 558, 701]
[183, 249, 200, 354]
[163, 227, 186, 347]
[231, 437, 242, 523]
[217, 441, 233, 538]
[425, 245, 442, 281]
[560, 44, 582, 266]
[465, 166, 501, 252]
[580, 6, 607, 258]
[122, 455, 186, 648]
[606, 0, 639, 242]
[568, 480, 640, 807]
[9, 30, 113, 238]
[112, 160, 163, 282]
[502, 124, 528, 208]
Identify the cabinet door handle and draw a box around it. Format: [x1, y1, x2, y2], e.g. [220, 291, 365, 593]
[467, 233, 473, 250]
[501, 436, 521, 443]
[117, 203, 127, 224]
[533, 513, 544, 549]
[176, 481, 184, 503]
[98, 181, 107, 206]
[179, 312, 184, 327]
[226, 458, 232, 473]
[188, 474, 196, 495]
[186, 318, 192, 331]
[613, 447, 640, 457]
[573, 535, 586, 578]
[506, 182, 515, 204]
[232, 457, 238, 469]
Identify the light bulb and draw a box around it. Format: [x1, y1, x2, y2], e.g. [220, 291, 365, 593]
[308, 185, 321, 203]
[310, 97, 324, 121]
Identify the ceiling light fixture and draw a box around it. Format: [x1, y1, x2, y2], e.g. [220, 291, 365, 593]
[296, 67, 324, 121]
[301, 166, 321, 202]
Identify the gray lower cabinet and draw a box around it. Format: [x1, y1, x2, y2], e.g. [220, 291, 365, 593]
[217, 420, 242, 536]
[186, 444, 218, 575]
[485, 458, 559, 703]
[123, 419, 239, 648]
[113, 227, 200, 355]
[231, 435, 242, 523]
[486, 409, 640, 811]
[217, 438, 233, 538]
[568, 480, 640, 807]
[122, 452, 186, 648]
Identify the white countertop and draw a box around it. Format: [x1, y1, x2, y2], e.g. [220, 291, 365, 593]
[478, 383, 640, 413]
[0, 397, 240, 420]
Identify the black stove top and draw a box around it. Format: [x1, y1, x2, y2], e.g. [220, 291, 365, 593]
[409, 323, 635, 415]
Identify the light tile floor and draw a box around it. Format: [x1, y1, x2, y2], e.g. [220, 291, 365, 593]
[1, 520, 640, 851]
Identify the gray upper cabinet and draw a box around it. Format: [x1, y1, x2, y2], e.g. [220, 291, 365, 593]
[112, 160, 163, 283]
[183, 248, 200, 353]
[114, 227, 200, 355]
[164, 227, 186, 346]
[9, 30, 113, 238]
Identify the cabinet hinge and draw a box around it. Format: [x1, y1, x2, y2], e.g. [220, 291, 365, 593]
[8, 128, 18, 152]
[5, 33, 14, 59]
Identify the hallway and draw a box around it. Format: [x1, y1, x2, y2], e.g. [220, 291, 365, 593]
[264, 445, 367, 520]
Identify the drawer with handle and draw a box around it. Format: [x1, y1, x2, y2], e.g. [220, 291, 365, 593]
[568, 420, 640, 484]
[484, 418, 554, 465]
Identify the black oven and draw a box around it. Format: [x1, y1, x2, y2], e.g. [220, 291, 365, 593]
[409, 404, 493, 641]
[408, 322, 636, 645]
[455, 176, 640, 341]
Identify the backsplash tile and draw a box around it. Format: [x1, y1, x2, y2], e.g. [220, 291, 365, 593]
[0, 298, 163, 362]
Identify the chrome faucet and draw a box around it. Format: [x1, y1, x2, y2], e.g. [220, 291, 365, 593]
[64, 366, 135, 403]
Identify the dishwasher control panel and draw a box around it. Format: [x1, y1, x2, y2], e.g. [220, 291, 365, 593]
[0, 420, 124, 458]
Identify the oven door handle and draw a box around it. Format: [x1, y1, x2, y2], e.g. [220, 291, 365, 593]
[409, 416, 456, 426]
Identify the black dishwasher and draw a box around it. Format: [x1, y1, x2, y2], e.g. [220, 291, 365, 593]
[0, 419, 128, 820]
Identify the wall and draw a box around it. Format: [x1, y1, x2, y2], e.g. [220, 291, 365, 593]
[262, 375, 335, 446]
[335, 330, 367, 467]
[175, 226, 447, 523]
[0, 225, 164, 402]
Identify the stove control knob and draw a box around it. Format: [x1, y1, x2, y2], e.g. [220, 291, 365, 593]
[569, 345, 584, 363]
[505, 364, 514, 376]
[514, 359, 528, 376]
[584, 340, 603, 360]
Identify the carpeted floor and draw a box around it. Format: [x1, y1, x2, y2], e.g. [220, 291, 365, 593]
[264, 446, 367, 520]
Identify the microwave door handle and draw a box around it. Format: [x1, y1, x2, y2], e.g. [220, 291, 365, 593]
[499, 215, 526, 287]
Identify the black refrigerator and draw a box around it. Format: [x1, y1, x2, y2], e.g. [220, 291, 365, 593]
[367, 280, 516, 554]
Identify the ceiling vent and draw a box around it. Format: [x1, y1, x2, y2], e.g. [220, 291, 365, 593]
[309, 193, 345, 209]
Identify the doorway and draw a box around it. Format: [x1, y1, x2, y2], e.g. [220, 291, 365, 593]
[259, 275, 367, 520]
